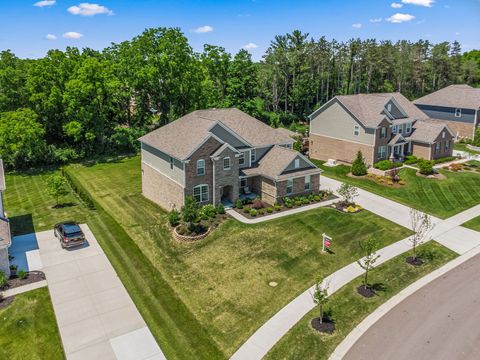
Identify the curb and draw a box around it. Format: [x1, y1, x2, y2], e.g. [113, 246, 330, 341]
[329, 243, 480, 360]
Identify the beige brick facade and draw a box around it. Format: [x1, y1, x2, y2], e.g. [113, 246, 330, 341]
[411, 142, 431, 160]
[142, 162, 185, 210]
[309, 133, 374, 164]
[276, 174, 320, 203]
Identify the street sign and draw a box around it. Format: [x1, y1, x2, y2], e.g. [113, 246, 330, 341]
[322, 233, 332, 252]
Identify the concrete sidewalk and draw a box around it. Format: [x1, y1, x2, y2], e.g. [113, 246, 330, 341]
[230, 179, 480, 360]
[28, 225, 166, 360]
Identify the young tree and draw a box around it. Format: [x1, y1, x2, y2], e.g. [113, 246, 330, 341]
[351, 151, 367, 176]
[409, 208, 434, 262]
[311, 280, 329, 324]
[337, 183, 359, 205]
[181, 196, 199, 232]
[357, 237, 381, 290]
[46, 174, 69, 206]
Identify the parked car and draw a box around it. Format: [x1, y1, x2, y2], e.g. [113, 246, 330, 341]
[54, 222, 86, 249]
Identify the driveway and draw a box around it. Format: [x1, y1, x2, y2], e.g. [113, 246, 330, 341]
[19, 224, 166, 360]
[344, 252, 480, 360]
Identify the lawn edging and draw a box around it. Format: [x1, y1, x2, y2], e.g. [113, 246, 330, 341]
[329, 242, 480, 360]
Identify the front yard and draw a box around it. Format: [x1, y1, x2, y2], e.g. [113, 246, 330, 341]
[264, 241, 457, 360]
[462, 216, 480, 232]
[0, 288, 64, 360]
[315, 160, 480, 219]
[5, 155, 412, 359]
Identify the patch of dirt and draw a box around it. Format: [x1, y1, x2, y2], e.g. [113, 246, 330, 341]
[0, 295, 15, 310]
[406, 256, 424, 266]
[3, 271, 45, 291]
[357, 284, 376, 298]
[310, 317, 335, 334]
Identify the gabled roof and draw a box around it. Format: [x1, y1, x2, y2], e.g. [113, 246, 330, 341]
[210, 143, 240, 159]
[139, 108, 293, 160]
[241, 145, 321, 180]
[408, 119, 454, 144]
[275, 127, 297, 138]
[413, 84, 480, 110]
[388, 134, 407, 145]
[332, 92, 428, 128]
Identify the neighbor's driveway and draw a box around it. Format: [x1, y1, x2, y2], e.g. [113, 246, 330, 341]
[344, 251, 480, 360]
[33, 225, 166, 360]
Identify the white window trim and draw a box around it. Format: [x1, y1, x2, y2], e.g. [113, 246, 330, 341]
[239, 152, 245, 166]
[387, 103, 392, 112]
[240, 178, 247, 187]
[196, 159, 205, 176]
[294, 158, 300, 169]
[406, 123, 412, 134]
[392, 125, 397, 134]
[286, 179, 293, 195]
[193, 184, 209, 203]
[354, 125, 360, 136]
[380, 127, 387, 138]
[223, 157, 231, 170]
[304, 175, 311, 191]
[251, 149, 256, 163]
[455, 108, 462, 117]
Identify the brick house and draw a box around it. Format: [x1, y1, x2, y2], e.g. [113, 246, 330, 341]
[414, 84, 480, 139]
[309, 92, 455, 165]
[0, 160, 11, 277]
[139, 108, 322, 210]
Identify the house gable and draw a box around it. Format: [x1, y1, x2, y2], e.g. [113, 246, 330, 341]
[209, 122, 252, 149]
[281, 155, 314, 175]
[383, 98, 408, 119]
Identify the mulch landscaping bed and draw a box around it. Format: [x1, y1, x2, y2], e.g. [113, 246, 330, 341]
[406, 256, 424, 266]
[356, 285, 376, 298]
[0, 295, 15, 310]
[415, 171, 446, 180]
[4, 271, 46, 291]
[331, 202, 362, 214]
[347, 173, 405, 188]
[310, 317, 336, 334]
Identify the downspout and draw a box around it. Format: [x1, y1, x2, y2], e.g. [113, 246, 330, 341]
[212, 160, 216, 206]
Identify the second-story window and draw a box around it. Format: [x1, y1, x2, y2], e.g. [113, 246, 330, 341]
[251, 149, 256, 163]
[239, 152, 245, 166]
[392, 125, 397, 134]
[405, 123, 412, 134]
[455, 108, 462, 117]
[354, 125, 360, 136]
[380, 127, 387, 138]
[197, 159, 205, 176]
[223, 157, 231, 170]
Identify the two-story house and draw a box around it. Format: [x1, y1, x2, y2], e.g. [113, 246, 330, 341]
[0, 160, 11, 277]
[139, 108, 322, 210]
[414, 84, 480, 139]
[309, 92, 454, 165]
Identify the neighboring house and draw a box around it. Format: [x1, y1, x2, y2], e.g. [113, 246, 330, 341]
[414, 84, 480, 139]
[309, 92, 454, 165]
[139, 108, 322, 210]
[0, 160, 11, 278]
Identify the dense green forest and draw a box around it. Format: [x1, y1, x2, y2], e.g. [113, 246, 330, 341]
[1, 27, 479, 168]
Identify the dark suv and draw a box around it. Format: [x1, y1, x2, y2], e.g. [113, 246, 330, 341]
[54, 222, 86, 249]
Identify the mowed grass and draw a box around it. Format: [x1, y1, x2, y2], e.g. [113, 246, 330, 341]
[5, 156, 412, 358]
[314, 160, 480, 219]
[264, 241, 457, 360]
[462, 216, 480, 232]
[0, 288, 64, 360]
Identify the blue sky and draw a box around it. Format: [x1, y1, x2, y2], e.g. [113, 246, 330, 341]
[1, 0, 479, 60]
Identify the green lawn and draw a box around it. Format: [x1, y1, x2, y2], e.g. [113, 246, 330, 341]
[264, 241, 457, 360]
[314, 160, 480, 219]
[5, 156, 412, 359]
[0, 288, 64, 360]
[462, 216, 480, 232]
[454, 143, 480, 155]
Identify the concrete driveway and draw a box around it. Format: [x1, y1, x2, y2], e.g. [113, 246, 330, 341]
[30, 224, 166, 360]
[344, 252, 480, 360]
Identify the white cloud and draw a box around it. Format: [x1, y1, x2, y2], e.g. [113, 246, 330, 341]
[243, 42, 258, 49]
[387, 13, 415, 23]
[391, 2, 403, 8]
[193, 25, 214, 33]
[62, 32, 84, 39]
[455, 31, 460, 36]
[352, 23, 362, 28]
[68, 3, 113, 16]
[369, 18, 382, 23]
[34, 0, 56, 7]
[45, 34, 57, 40]
[401, 0, 434, 7]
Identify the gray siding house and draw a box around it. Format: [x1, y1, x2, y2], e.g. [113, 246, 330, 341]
[139, 108, 322, 210]
[414, 84, 480, 139]
[0, 160, 11, 277]
[309, 92, 454, 164]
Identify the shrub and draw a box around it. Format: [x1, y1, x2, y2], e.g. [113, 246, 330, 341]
[376, 175, 383, 181]
[404, 155, 418, 165]
[200, 204, 217, 219]
[252, 199, 265, 209]
[18, 269, 27, 280]
[216, 203, 225, 215]
[0, 271, 7, 288]
[387, 180, 394, 185]
[267, 207, 273, 213]
[243, 207, 250, 214]
[450, 163, 463, 172]
[373, 160, 395, 170]
[366, 173, 373, 178]
[168, 210, 180, 227]
[313, 195, 321, 201]
[258, 209, 265, 215]
[351, 151, 368, 176]
[399, 180, 406, 185]
[285, 202, 293, 208]
[302, 198, 310, 205]
[250, 209, 258, 217]
[235, 199, 243, 209]
[295, 200, 302, 207]
[274, 204, 282, 211]
[418, 160, 434, 175]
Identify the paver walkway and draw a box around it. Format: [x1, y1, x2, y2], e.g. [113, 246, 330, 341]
[19, 225, 166, 360]
[230, 177, 480, 360]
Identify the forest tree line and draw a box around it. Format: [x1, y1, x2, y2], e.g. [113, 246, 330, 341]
[0, 27, 479, 169]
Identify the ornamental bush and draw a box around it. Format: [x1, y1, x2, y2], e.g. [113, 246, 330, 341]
[168, 210, 180, 227]
[404, 155, 418, 165]
[418, 160, 434, 175]
[235, 199, 243, 209]
[250, 209, 258, 217]
[373, 160, 395, 170]
[351, 151, 368, 176]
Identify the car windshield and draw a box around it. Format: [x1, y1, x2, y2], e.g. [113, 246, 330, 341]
[63, 223, 82, 235]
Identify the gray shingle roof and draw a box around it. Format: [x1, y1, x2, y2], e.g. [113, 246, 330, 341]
[413, 84, 480, 110]
[408, 119, 453, 144]
[335, 92, 428, 128]
[139, 108, 293, 160]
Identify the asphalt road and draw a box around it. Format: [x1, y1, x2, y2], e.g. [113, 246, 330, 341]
[344, 253, 480, 360]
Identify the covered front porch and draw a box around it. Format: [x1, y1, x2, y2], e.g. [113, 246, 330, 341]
[388, 134, 410, 162]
